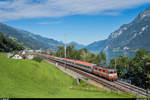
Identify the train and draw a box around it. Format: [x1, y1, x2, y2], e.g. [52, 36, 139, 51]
[41, 54, 118, 81]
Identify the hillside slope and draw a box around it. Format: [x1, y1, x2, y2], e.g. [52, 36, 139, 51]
[0, 23, 64, 50]
[85, 40, 107, 53]
[0, 53, 133, 98]
[0, 32, 24, 52]
[67, 41, 85, 50]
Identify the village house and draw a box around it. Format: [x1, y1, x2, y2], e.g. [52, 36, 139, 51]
[26, 55, 34, 60]
[12, 54, 23, 59]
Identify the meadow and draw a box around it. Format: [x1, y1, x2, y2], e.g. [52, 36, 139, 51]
[0, 53, 135, 98]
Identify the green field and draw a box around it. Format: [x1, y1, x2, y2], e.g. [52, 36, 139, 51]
[0, 53, 135, 98]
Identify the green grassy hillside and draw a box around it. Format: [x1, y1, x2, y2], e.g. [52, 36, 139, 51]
[0, 53, 135, 98]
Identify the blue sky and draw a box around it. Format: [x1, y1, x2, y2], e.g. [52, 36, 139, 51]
[0, 0, 150, 45]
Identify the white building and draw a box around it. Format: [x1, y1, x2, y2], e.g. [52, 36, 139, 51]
[22, 51, 26, 55]
[35, 50, 42, 53]
[27, 55, 34, 60]
[12, 54, 23, 59]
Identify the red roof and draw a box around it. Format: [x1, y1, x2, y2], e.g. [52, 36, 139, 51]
[49, 55, 95, 66]
[75, 61, 94, 66]
[61, 58, 94, 66]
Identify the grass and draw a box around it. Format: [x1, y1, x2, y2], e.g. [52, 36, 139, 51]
[0, 53, 135, 98]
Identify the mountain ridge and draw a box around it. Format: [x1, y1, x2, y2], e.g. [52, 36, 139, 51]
[85, 39, 107, 53]
[67, 41, 85, 50]
[87, 7, 150, 53]
[0, 23, 64, 50]
[104, 7, 150, 51]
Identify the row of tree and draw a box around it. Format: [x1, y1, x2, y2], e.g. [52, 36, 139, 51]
[109, 49, 150, 90]
[0, 32, 24, 52]
[50, 45, 106, 66]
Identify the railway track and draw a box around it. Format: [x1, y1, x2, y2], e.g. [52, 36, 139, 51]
[114, 81, 150, 96]
[48, 58, 126, 92]
[38, 54, 150, 97]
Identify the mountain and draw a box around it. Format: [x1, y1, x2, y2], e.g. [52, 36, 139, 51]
[87, 7, 150, 53]
[85, 40, 107, 53]
[103, 7, 150, 51]
[0, 23, 64, 50]
[67, 41, 85, 50]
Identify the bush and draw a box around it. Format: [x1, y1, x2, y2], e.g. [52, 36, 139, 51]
[33, 56, 43, 63]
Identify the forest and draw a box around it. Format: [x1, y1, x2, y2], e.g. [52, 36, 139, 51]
[0, 32, 24, 52]
[109, 49, 150, 90]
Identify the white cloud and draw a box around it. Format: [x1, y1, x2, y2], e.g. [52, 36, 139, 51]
[0, 0, 150, 21]
[38, 21, 62, 24]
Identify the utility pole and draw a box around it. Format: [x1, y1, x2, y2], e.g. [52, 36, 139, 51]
[115, 58, 116, 70]
[84, 51, 86, 62]
[64, 33, 67, 70]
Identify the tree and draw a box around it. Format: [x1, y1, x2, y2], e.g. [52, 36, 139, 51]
[99, 51, 106, 65]
[79, 48, 88, 62]
[109, 56, 129, 79]
[87, 53, 96, 63]
[109, 58, 115, 68]
[33, 56, 43, 63]
[117, 56, 129, 78]
[144, 53, 150, 89]
[128, 49, 146, 88]
[0, 32, 24, 52]
[66, 44, 75, 59]
[56, 46, 65, 57]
